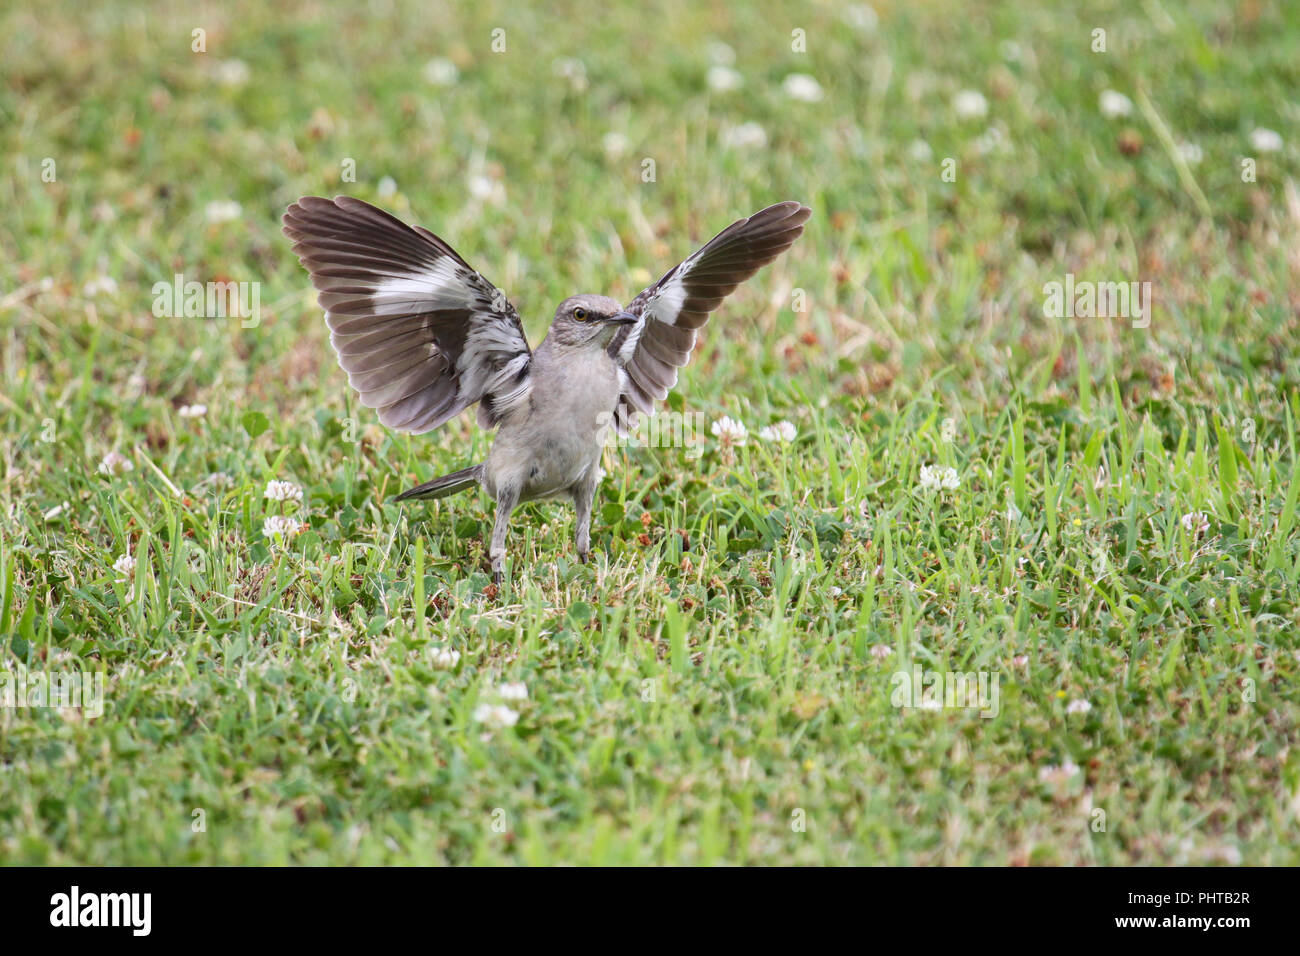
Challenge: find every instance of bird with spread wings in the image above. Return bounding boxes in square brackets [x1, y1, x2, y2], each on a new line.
[283, 197, 810, 581]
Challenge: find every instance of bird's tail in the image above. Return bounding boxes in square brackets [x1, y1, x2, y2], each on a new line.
[395, 464, 482, 501]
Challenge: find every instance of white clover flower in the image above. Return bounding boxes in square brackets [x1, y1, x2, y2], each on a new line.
[757, 420, 797, 443]
[973, 126, 1006, 156]
[843, 4, 878, 34]
[377, 176, 397, 199]
[177, 404, 207, 419]
[112, 553, 137, 577]
[431, 646, 460, 669]
[1181, 511, 1210, 536]
[1201, 845, 1243, 865]
[705, 40, 736, 65]
[1176, 141, 1203, 165]
[953, 89, 988, 119]
[497, 681, 528, 701]
[707, 65, 743, 93]
[782, 73, 824, 102]
[1038, 760, 1080, 784]
[918, 464, 960, 491]
[97, 450, 133, 476]
[1066, 698, 1092, 715]
[215, 59, 250, 87]
[473, 703, 519, 729]
[1249, 127, 1283, 153]
[1012, 654, 1029, 669]
[422, 57, 459, 87]
[711, 416, 748, 445]
[720, 122, 768, 150]
[467, 175, 505, 206]
[602, 132, 630, 159]
[261, 514, 301, 542]
[907, 139, 934, 162]
[870, 644, 893, 660]
[82, 275, 119, 297]
[552, 57, 588, 92]
[1099, 89, 1133, 119]
[264, 480, 304, 504]
[202, 471, 234, 492]
[205, 199, 242, 223]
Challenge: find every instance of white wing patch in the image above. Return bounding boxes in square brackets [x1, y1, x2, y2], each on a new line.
[616, 316, 646, 362]
[459, 323, 532, 399]
[643, 273, 687, 326]
[371, 260, 471, 315]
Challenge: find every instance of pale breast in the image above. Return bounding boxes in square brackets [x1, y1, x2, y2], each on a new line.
[486, 347, 620, 500]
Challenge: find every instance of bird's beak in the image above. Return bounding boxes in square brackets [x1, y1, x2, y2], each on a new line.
[605, 310, 639, 325]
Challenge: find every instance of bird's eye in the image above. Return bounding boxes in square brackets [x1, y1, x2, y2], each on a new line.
[574, 307, 588, 321]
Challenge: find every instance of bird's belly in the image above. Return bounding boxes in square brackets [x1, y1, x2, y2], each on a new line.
[485, 351, 618, 502]
[519, 427, 603, 500]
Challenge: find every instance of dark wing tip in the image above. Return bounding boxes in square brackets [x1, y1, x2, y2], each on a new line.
[714, 201, 810, 251]
[282, 195, 334, 230]
[290, 195, 340, 212]
[755, 200, 812, 230]
[752, 199, 810, 217]
[772, 200, 811, 214]
[724, 200, 810, 259]
[334, 195, 378, 211]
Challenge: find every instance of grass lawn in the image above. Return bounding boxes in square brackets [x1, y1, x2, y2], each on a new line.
[2, 0, 1300, 865]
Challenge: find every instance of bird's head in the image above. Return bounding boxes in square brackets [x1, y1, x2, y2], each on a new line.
[549, 294, 638, 348]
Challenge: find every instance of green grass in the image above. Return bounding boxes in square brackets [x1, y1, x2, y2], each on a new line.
[2, 0, 1300, 864]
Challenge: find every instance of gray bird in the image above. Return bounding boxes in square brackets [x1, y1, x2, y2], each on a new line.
[283, 196, 810, 582]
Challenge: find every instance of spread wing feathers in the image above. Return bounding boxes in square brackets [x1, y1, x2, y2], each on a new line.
[610, 201, 810, 426]
[282, 196, 532, 433]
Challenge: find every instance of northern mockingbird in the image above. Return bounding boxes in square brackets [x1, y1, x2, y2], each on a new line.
[283, 196, 810, 582]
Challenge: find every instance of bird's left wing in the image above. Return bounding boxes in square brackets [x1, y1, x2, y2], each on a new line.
[283, 196, 532, 433]
[609, 201, 811, 431]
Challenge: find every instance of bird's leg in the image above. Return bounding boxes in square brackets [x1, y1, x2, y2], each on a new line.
[572, 470, 599, 565]
[489, 486, 518, 586]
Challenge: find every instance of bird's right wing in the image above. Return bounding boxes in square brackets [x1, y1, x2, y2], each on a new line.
[610, 201, 811, 431]
[283, 196, 532, 433]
